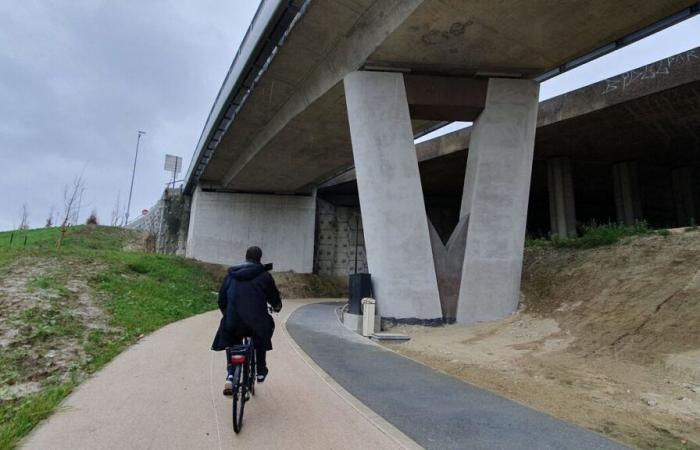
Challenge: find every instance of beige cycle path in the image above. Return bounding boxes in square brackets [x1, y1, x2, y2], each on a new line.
[22, 299, 416, 450]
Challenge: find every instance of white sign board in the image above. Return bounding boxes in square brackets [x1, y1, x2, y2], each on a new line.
[164, 154, 182, 174]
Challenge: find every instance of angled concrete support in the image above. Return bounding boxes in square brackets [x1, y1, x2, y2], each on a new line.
[185, 186, 316, 272]
[613, 161, 643, 226]
[344, 71, 442, 321]
[547, 157, 577, 238]
[457, 78, 540, 324]
[429, 216, 469, 322]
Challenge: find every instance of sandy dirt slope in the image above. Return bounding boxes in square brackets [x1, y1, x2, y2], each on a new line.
[384, 231, 700, 450]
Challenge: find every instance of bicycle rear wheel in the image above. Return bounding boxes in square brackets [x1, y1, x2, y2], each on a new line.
[232, 365, 245, 433]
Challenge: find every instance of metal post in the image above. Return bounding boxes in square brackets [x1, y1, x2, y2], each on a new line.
[125, 131, 146, 225]
[354, 214, 359, 274]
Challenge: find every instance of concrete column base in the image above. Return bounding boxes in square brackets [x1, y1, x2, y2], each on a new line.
[672, 167, 696, 226]
[547, 157, 577, 237]
[613, 161, 643, 226]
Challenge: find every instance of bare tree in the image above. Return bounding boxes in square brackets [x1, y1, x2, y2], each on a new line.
[57, 174, 86, 249]
[111, 191, 123, 227]
[45, 206, 54, 228]
[18, 204, 29, 230]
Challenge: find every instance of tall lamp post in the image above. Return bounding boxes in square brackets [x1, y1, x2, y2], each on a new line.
[125, 130, 146, 225]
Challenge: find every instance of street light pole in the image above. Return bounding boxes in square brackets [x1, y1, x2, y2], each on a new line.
[125, 130, 146, 225]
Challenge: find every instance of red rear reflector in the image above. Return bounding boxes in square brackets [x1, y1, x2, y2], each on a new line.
[231, 355, 246, 364]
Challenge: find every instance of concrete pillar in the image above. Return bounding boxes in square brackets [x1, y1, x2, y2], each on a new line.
[547, 157, 577, 237]
[612, 162, 643, 226]
[457, 78, 540, 324]
[185, 186, 316, 272]
[671, 167, 696, 226]
[344, 71, 442, 321]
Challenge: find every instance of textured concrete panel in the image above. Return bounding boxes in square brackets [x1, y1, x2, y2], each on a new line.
[314, 198, 367, 276]
[185, 187, 315, 272]
[457, 78, 540, 324]
[344, 71, 442, 320]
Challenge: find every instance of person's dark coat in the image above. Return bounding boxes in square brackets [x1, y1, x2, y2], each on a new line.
[211, 262, 282, 352]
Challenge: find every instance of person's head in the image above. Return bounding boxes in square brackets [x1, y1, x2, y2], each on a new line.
[245, 246, 262, 263]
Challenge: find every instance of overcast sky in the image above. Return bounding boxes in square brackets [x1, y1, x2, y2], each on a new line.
[0, 1, 260, 231]
[0, 4, 698, 231]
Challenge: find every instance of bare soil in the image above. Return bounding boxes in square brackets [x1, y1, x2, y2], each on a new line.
[0, 256, 113, 400]
[384, 231, 700, 450]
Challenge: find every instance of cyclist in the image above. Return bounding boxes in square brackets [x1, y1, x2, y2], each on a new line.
[211, 246, 282, 395]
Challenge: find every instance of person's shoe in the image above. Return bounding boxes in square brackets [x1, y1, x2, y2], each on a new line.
[256, 368, 268, 383]
[223, 375, 233, 396]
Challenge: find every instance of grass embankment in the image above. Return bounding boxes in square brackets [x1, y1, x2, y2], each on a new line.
[0, 226, 221, 449]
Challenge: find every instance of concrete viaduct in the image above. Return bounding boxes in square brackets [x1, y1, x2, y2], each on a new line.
[320, 46, 700, 241]
[181, 0, 700, 324]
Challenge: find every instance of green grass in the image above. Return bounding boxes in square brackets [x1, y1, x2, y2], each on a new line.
[0, 226, 220, 449]
[0, 384, 75, 449]
[526, 221, 655, 249]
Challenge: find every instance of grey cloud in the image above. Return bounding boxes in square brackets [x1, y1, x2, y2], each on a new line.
[0, 0, 260, 230]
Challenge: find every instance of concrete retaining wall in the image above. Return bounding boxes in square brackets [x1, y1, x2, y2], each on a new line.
[185, 188, 316, 272]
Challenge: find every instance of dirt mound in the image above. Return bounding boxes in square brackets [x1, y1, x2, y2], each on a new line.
[385, 230, 700, 450]
[195, 261, 347, 299]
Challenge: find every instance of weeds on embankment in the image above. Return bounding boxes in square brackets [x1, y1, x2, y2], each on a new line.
[525, 221, 669, 249]
[0, 226, 221, 449]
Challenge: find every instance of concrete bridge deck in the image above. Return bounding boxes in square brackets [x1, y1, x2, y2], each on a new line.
[187, 0, 698, 194]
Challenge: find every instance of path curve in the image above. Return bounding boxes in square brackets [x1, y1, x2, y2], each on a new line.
[21, 299, 412, 450]
[287, 302, 629, 450]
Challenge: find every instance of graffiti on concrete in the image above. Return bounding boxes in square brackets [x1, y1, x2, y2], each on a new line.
[601, 49, 698, 95]
[421, 21, 471, 46]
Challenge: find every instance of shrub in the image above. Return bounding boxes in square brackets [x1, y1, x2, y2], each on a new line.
[86, 211, 98, 225]
[527, 221, 653, 249]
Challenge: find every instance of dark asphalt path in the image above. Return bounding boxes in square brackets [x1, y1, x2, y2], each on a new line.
[287, 302, 629, 450]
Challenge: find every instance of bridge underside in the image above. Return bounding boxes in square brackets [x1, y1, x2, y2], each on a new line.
[320, 77, 700, 248]
[197, 0, 696, 194]
[185, 1, 698, 324]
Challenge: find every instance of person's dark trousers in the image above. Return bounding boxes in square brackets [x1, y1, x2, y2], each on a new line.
[256, 349, 267, 375]
[225, 347, 233, 377]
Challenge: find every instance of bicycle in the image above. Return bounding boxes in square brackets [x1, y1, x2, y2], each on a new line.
[227, 337, 256, 433]
[227, 306, 277, 433]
